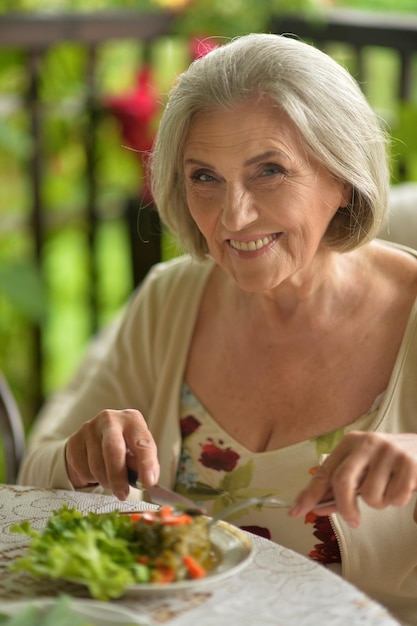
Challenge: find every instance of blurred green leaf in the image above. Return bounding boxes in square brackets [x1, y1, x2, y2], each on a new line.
[0, 260, 47, 323]
[390, 103, 417, 182]
[393, 103, 417, 155]
[173, 0, 315, 37]
[0, 118, 32, 159]
[1, 0, 416, 17]
[336, 0, 417, 11]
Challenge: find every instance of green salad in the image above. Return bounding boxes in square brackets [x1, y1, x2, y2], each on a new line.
[10, 504, 214, 601]
[0, 596, 92, 626]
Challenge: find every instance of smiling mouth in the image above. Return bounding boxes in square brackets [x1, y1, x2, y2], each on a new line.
[229, 234, 279, 252]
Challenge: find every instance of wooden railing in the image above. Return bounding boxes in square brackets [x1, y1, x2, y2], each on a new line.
[0, 8, 416, 422]
[272, 8, 417, 96]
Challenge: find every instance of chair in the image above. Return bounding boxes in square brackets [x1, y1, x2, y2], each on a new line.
[0, 372, 25, 484]
[378, 183, 417, 250]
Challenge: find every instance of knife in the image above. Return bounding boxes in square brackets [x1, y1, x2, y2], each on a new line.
[127, 468, 205, 513]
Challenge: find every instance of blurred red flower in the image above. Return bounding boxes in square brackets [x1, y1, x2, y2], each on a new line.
[104, 65, 160, 201]
[189, 36, 219, 60]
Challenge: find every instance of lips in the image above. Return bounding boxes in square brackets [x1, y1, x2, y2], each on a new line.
[229, 234, 278, 252]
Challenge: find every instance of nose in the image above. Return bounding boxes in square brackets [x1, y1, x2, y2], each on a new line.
[221, 182, 258, 231]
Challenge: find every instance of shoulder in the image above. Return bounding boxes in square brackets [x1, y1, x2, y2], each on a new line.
[124, 255, 215, 327]
[110, 256, 215, 363]
[143, 255, 214, 298]
[146, 254, 213, 282]
[367, 240, 417, 299]
[372, 240, 417, 273]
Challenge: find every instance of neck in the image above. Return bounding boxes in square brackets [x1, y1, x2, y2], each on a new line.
[232, 249, 360, 332]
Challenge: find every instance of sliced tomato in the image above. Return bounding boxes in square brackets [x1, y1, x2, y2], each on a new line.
[159, 505, 192, 525]
[129, 505, 192, 526]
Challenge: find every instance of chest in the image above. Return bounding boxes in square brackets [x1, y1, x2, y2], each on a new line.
[184, 315, 399, 452]
[183, 250, 417, 453]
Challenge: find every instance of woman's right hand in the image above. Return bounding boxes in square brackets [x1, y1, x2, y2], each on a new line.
[65, 408, 160, 501]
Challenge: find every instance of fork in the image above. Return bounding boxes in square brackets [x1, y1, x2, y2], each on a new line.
[127, 468, 337, 525]
[208, 495, 337, 526]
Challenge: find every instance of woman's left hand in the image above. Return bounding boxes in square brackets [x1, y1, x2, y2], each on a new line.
[289, 431, 417, 527]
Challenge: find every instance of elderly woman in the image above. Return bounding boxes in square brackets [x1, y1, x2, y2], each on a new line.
[19, 34, 417, 624]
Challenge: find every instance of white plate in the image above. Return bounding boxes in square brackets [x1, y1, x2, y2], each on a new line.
[124, 519, 253, 596]
[0, 598, 152, 625]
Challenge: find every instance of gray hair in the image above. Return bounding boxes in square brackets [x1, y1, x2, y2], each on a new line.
[149, 33, 390, 260]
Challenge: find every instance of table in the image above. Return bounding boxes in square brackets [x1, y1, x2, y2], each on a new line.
[0, 485, 401, 626]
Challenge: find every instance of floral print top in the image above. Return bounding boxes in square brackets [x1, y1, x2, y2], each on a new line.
[174, 382, 383, 570]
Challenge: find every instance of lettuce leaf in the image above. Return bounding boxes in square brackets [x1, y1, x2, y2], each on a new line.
[11, 505, 150, 601]
[0, 596, 92, 626]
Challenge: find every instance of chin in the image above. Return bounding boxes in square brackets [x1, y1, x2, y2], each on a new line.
[233, 273, 284, 293]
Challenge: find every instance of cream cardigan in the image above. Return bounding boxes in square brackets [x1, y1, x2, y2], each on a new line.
[18, 251, 417, 626]
[19, 255, 213, 491]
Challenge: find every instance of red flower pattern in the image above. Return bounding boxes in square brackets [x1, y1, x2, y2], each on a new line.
[306, 512, 341, 565]
[199, 440, 240, 472]
[180, 414, 201, 439]
[240, 525, 271, 540]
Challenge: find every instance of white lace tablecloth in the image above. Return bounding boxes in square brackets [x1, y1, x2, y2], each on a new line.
[0, 485, 401, 626]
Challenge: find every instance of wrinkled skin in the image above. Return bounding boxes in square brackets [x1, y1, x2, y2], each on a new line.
[65, 409, 160, 501]
[289, 431, 417, 527]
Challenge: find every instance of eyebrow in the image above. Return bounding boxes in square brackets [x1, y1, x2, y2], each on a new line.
[184, 150, 288, 168]
[244, 150, 288, 166]
[183, 158, 212, 168]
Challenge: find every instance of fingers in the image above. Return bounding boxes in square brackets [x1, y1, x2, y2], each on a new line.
[290, 432, 365, 527]
[290, 432, 417, 528]
[289, 463, 333, 518]
[357, 434, 417, 508]
[65, 408, 159, 501]
[384, 464, 415, 506]
[126, 432, 160, 489]
[66, 423, 99, 488]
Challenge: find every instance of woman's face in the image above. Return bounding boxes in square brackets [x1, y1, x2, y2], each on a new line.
[183, 98, 350, 293]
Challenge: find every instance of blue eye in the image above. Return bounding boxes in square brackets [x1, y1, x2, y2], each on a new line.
[261, 163, 284, 177]
[191, 171, 215, 182]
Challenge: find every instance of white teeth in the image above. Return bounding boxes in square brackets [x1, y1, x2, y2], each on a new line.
[229, 235, 274, 252]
